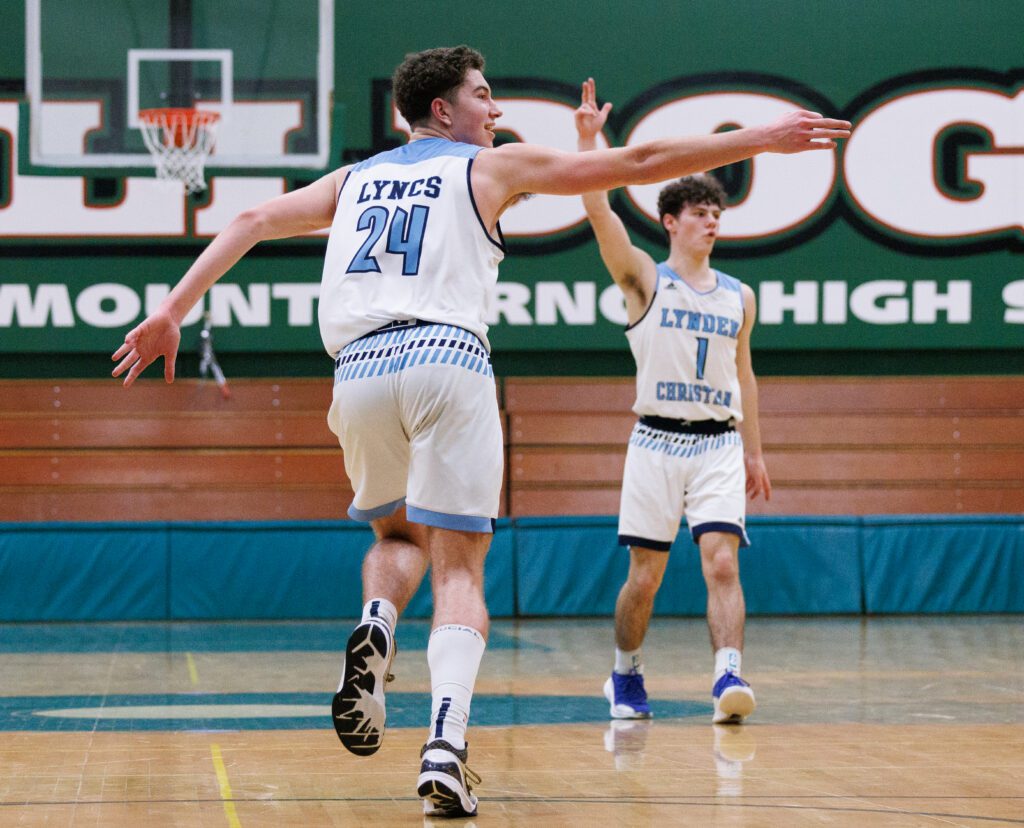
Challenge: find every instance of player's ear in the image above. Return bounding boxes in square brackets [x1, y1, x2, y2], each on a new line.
[430, 97, 452, 127]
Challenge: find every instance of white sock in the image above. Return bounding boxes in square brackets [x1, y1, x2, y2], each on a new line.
[361, 598, 397, 632]
[614, 647, 643, 675]
[336, 598, 399, 692]
[427, 625, 486, 751]
[715, 647, 742, 681]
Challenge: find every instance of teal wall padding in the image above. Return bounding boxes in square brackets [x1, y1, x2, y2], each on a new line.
[0, 516, 1021, 621]
[514, 516, 864, 616]
[515, 517, 626, 615]
[739, 518, 864, 615]
[169, 521, 375, 620]
[862, 516, 1024, 614]
[0, 523, 167, 620]
[169, 520, 514, 620]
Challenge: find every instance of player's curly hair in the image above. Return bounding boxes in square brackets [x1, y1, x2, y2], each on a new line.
[392, 46, 486, 126]
[657, 174, 727, 221]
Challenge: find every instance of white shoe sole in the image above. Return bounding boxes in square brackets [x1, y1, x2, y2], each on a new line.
[419, 771, 479, 818]
[713, 685, 756, 724]
[332, 620, 394, 755]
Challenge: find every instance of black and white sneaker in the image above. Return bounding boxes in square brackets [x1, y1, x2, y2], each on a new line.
[331, 618, 395, 756]
[418, 739, 481, 818]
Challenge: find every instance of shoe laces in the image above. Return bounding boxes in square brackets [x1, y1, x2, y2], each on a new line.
[620, 671, 646, 702]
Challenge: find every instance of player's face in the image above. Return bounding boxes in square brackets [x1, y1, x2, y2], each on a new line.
[666, 202, 721, 253]
[446, 69, 503, 147]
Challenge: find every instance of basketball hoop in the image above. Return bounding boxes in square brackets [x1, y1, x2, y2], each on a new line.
[138, 108, 220, 194]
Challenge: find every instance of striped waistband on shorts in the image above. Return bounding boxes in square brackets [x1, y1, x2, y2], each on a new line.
[334, 322, 493, 382]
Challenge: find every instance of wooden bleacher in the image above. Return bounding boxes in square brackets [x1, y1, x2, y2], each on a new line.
[0, 379, 345, 521]
[1, 376, 1022, 522]
[505, 376, 1024, 516]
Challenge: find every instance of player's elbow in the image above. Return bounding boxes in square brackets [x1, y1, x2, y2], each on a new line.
[624, 144, 657, 181]
[233, 206, 273, 242]
[624, 143, 697, 185]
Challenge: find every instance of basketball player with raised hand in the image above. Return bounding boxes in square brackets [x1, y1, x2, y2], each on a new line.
[112, 48, 849, 818]
[575, 77, 774, 727]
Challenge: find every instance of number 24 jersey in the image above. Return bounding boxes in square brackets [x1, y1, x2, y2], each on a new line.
[319, 138, 506, 357]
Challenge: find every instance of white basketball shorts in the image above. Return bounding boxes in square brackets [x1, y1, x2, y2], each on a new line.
[617, 420, 750, 551]
[327, 321, 503, 533]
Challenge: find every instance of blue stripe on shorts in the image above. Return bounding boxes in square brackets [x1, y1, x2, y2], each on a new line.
[628, 423, 742, 458]
[334, 323, 493, 384]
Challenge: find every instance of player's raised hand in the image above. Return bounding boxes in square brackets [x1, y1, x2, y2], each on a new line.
[111, 309, 181, 388]
[574, 77, 612, 145]
[762, 110, 852, 154]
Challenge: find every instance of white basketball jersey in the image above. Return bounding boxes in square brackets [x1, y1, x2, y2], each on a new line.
[319, 138, 505, 356]
[627, 263, 745, 422]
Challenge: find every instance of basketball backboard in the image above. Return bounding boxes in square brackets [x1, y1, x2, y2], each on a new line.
[24, 0, 334, 176]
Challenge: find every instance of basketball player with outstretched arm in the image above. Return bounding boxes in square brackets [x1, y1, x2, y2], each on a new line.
[112, 48, 849, 818]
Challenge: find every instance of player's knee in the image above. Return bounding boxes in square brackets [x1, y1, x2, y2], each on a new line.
[699, 535, 740, 585]
[628, 561, 666, 598]
[702, 548, 739, 586]
[431, 557, 485, 591]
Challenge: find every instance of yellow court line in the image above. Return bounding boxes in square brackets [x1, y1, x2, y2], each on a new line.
[186, 652, 200, 686]
[210, 743, 242, 828]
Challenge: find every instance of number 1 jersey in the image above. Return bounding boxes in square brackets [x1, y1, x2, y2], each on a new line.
[627, 263, 745, 422]
[319, 138, 506, 356]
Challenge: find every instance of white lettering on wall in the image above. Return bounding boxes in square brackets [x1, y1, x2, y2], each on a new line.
[209, 284, 271, 326]
[0, 284, 74, 327]
[0, 279, 998, 331]
[849, 281, 909, 324]
[758, 281, 820, 324]
[1002, 280, 1024, 323]
[75, 283, 141, 327]
[845, 88, 1024, 236]
[625, 93, 836, 239]
[486, 282, 533, 325]
[534, 281, 596, 325]
[272, 283, 321, 325]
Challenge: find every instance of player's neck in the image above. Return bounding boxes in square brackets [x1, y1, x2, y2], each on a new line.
[409, 124, 455, 142]
[665, 251, 714, 289]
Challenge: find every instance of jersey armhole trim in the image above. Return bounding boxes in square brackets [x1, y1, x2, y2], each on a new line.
[335, 169, 352, 206]
[624, 279, 658, 333]
[466, 157, 506, 253]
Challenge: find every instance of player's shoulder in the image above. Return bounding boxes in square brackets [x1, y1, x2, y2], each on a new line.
[713, 269, 745, 294]
[475, 140, 558, 172]
[353, 138, 481, 173]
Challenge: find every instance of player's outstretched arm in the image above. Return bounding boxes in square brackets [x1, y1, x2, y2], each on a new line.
[111, 168, 345, 388]
[736, 284, 772, 501]
[574, 78, 656, 317]
[478, 109, 850, 207]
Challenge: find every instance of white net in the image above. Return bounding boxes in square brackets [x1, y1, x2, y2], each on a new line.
[138, 109, 220, 194]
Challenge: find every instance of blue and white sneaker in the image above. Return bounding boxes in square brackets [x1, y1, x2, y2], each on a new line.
[712, 671, 756, 724]
[418, 739, 481, 818]
[603, 671, 652, 719]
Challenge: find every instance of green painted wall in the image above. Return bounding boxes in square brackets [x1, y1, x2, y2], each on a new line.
[2, 1, 1022, 376]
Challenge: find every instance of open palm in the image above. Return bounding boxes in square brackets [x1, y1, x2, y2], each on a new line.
[111, 310, 181, 387]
